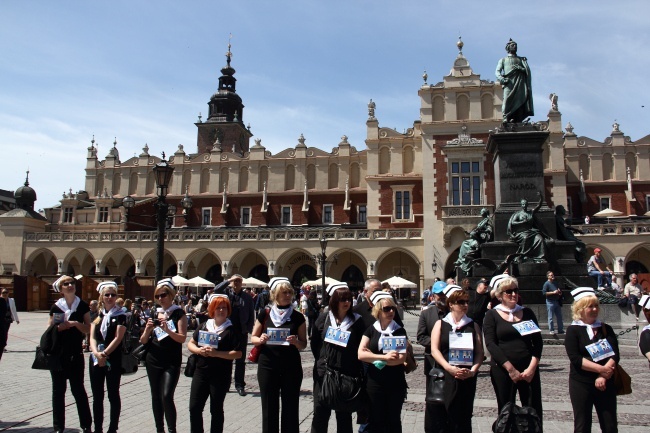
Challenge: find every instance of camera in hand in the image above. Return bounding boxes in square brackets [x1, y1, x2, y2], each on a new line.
[153, 319, 161, 327]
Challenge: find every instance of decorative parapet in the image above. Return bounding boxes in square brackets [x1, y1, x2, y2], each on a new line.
[442, 205, 495, 218]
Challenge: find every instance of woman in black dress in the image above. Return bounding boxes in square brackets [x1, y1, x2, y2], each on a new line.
[140, 278, 188, 433]
[89, 281, 127, 433]
[483, 276, 543, 426]
[251, 277, 307, 433]
[311, 282, 366, 433]
[48, 275, 92, 433]
[431, 285, 483, 432]
[564, 287, 619, 433]
[357, 291, 407, 433]
[187, 294, 242, 433]
[639, 295, 650, 367]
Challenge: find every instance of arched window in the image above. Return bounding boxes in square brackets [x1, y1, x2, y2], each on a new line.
[402, 146, 414, 174]
[285, 165, 295, 191]
[182, 170, 191, 192]
[219, 167, 229, 192]
[112, 174, 121, 196]
[626, 152, 637, 179]
[328, 163, 339, 189]
[433, 96, 444, 121]
[96, 173, 104, 196]
[379, 146, 391, 174]
[306, 164, 316, 189]
[145, 171, 155, 195]
[200, 168, 210, 193]
[456, 94, 470, 120]
[579, 154, 590, 180]
[258, 166, 268, 192]
[602, 153, 614, 180]
[128, 172, 138, 195]
[349, 163, 360, 188]
[239, 167, 248, 192]
[481, 94, 493, 119]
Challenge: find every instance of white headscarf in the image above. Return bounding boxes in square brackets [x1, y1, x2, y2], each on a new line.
[442, 312, 473, 332]
[571, 319, 602, 340]
[494, 304, 524, 322]
[55, 296, 81, 322]
[100, 305, 125, 339]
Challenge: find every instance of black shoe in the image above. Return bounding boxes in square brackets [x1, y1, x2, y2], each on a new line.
[237, 388, 247, 396]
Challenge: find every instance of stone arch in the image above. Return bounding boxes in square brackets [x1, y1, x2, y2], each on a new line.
[184, 248, 222, 280]
[140, 249, 177, 279]
[444, 247, 461, 280]
[622, 244, 650, 282]
[129, 172, 138, 195]
[112, 174, 121, 196]
[626, 152, 637, 179]
[379, 146, 391, 174]
[456, 94, 470, 120]
[200, 168, 210, 193]
[375, 248, 420, 299]
[433, 96, 444, 121]
[481, 93, 493, 119]
[276, 248, 318, 286]
[63, 248, 96, 276]
[349, 162, 360, 188]
[228, 249, 268, 280]
[328, 163, 338, 189]
[101, 248, 136, 278]
[285, 165, 295, 191]
[325, 248, 367, 292]
[306, 164, 316, 189]
[239, 167, 249, 192]
[25, 249, 58, 276]
[602, 153, 614, 180]
[402, 146, 414, 174]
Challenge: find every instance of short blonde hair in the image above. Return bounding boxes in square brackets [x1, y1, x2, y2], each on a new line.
[495, 277, 518, 300]
[270, 281, 294, 305]
[154, 285, 175, 299]
[572, 295, 599, 321]
[371, 297, 397, 319]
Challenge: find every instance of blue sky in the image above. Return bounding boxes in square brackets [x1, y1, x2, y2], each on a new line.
[1, 1, 649, 208]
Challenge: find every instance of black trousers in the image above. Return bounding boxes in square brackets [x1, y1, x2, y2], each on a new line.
[311, 376, 353, 433]
[490, 364, 543, 430]
[189, 368, 231, 433]
[234, 332, 248, 389]
[146, 363, 181, 433]
[569, 378, 618, 433]
[51, 354, 92, 431]
[366, 381, 405, 433]
[89, 360, 122, 433]
[257, 360, 302, 433]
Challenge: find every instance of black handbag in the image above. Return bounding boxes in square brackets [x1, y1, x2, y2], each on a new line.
[492, 385, 542, 433]
[319, 366, 365, 412]
[425, 367, 445, 404]
[120, 346, 139, 376]
[31, 346, 62, 371]
[130, 342, 149, 365]
[184, 354, 198, 378]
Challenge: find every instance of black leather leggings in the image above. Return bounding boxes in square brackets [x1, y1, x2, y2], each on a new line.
[146, 363, 181, 433]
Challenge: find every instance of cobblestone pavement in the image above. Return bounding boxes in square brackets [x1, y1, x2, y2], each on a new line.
[1, 311, 648, 432]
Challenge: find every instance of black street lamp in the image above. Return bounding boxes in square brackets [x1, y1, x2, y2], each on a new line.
[122, 195, 135, 221]
[318, 237, 328, 296]
[153, 153, 174, 283]
[180, 186, 193, 224]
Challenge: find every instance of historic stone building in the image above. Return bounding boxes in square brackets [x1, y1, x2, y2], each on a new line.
[3, 40, 650, 309]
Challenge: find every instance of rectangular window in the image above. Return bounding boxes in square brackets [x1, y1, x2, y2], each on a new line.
[599, 197, 611, 211]
[241, 207, 251, 226]
[63, 208, 74, 223]
[202, 208, 212, 226]
[450, 160, 482, 205]
[281, 206, 292, 225]
[323, 205, 333, 224]
[395, 191, 411, 220]
[358, 205, 367, 224]
[98, 207, 109, 223]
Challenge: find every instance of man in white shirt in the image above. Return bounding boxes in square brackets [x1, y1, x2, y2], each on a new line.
[623, 273, 644, 320]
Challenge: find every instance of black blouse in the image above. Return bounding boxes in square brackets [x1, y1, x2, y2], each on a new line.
[257, 308, 305, 366]
[314, 314, 366, 378]
[192, 323, 240, 374]
[363, 324, 407, 388]
[483, 308, 543, 370]
[564, 323, 620, 384]
[93, 311, 127, 367]
[50, 300, 90, 357]
[146, 308, 186, 367]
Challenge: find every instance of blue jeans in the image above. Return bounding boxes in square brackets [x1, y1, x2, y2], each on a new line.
[588, 270, 612, 288]
[546, 300, 564, 333]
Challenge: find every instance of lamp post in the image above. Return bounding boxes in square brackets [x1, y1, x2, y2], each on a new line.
[122, 195, 135, 221]
[318, 237, 328, 296]
[180, 186, 193, 225]
[153, 153, 174, 283]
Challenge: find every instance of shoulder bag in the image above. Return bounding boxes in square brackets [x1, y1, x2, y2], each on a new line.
[492, 385, 542, 433]
[184, 354, 198, 377]
[320, 365, 365, 412]
[248, 308, 269, 363]
[601, 325, 632, 395]
[404, 340, 418, 374]
[31, 345, 62, 371]
[425, 367, 445, 404]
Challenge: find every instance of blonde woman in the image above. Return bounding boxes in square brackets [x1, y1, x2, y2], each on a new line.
[140, 278, 188, 433]
[251, 277, 307, 433]
[89, 281, 127, 433]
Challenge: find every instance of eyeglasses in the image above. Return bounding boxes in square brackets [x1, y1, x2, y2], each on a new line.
[154, 293, 168, 300]
[339, 297, 352, 302]
[103, 293, 117, 298]
[1, 292, 7, 295]
[215, 306, 227, 311]
[382, 306, 396, 313]
[61, 282, 75, 287]
[455, 300, 469, 306]
[504, 288, 519, 295]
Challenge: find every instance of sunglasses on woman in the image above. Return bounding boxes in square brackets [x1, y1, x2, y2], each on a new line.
[504, 288, 519, 295]
[61, 282, 75, 287]
[154, 292, 168, 300]
[103, 293, 117, 298]
[382, 306, 396, 313]
[454, 300, 469, 306]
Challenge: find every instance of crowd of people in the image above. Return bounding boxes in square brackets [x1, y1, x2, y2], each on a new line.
[31, 268, 650, 433]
